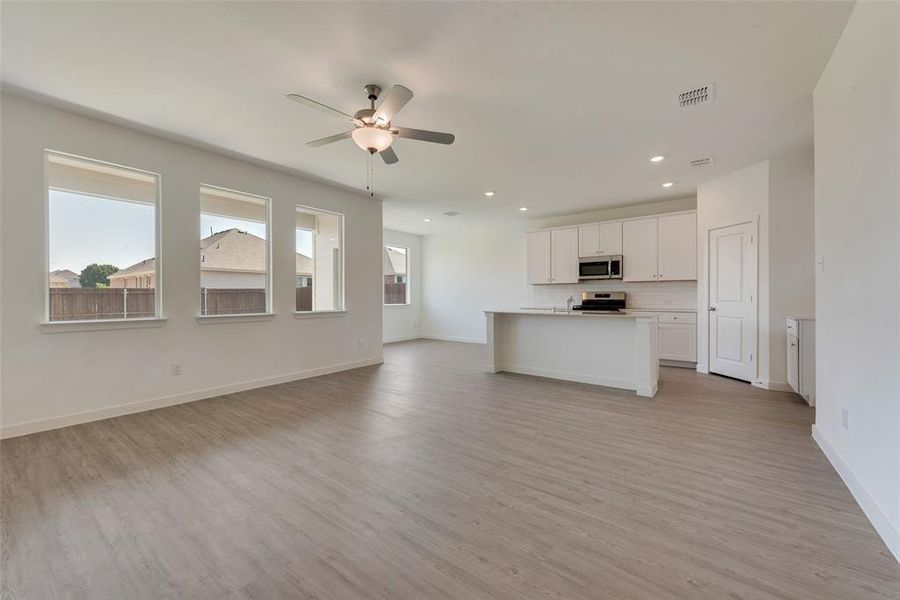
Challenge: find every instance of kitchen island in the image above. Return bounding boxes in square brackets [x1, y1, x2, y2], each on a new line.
[484, 309, 659, 397]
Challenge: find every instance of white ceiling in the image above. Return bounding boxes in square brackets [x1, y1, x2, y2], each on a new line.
[1, 1, 852, 234]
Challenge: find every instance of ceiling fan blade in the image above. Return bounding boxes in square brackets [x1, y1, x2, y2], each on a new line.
[392, 127, 455, 145]
[306, 131, 353, 147]
[287, 94, 357, 122]
[373, 85, 413, 125]
[380, 146, 399, 165]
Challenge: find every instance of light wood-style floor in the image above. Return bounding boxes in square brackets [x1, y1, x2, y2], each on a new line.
[2, 340, 899, 599]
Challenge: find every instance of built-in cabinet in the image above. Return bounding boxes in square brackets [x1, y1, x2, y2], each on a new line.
[527, 210, 696, 285]
[526, 228, 579, 284]
[623, 213, 697, 282]
[578, 221, 623, 257]
[786, 317, 815, 406]
[657, 312, 697, 362]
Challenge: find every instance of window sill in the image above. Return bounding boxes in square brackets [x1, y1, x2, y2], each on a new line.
[40, 317, 167, 334]
[293, 310, 346, 319]
[196, 313, 275, 324]
[383, 304, 412, 308]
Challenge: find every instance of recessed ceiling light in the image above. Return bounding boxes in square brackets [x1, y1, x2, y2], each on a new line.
[661, 182, 675, 188]
[484, 191, 496, 197]
[519, 207, 529, 212]
[650, 155, 665, 163]
[424, 218, 432, 223]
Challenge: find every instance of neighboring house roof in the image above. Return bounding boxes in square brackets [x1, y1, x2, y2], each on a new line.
[109, 229, 313, 280]
[384, 246, 407, 276]
[49, 273, 70, 287]
[51, 269, 79, 279]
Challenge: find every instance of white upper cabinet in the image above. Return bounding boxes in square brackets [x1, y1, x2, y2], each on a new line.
[657, 213, 697, 280]
[623, 217, 659, 281]
[599, 221, 623, 255]
[578, 225, 600, 257]
[550, 228, 579, 284]
[578, 221, 622, 257]
[526, 231, 552, 284]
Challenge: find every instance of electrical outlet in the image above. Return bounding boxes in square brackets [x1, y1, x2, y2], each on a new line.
[841, 408, 849, 430]
[171, 362, 182, 376]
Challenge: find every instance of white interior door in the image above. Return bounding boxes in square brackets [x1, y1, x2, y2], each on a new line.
[708, 222, 756, 382]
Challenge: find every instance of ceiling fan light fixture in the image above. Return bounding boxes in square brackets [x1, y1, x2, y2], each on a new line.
[352, 127, 393, 153]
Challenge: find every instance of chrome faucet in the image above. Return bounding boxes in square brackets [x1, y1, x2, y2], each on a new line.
[566, 296, 575, 311]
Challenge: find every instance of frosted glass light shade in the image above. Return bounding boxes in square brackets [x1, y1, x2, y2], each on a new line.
[352, 127, 393, 153]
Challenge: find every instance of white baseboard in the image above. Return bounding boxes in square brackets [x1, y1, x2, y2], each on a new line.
[812, 424, 900, 562]
[420, 334, 486, 345]
[496, 363, 649, 397]
[383, 335, 421, 344]
[752, 379, 794, 392]
[0, 357, 385, 440]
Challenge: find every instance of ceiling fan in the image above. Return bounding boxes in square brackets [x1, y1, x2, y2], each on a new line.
[287, 84, 455, 165]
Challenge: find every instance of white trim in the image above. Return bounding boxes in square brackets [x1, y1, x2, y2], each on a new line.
[527, 208, 697, 234]
[812, 425, 900, 562]
[196, 313, 275, 323]
[383, 303, 412, 308]
[383, 335, 421, 344]
[751, 379, 794, 392]
[0, 357, 384, 440]
[39, 317, 167, 333]
[420, 334, 486, 344]
[293, 310, 346, 319]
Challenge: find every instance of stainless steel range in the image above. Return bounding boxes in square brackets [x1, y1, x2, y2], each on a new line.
[572, 291, 626, 313]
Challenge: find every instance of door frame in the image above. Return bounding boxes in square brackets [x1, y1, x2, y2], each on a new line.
[702, 216, 759, 382]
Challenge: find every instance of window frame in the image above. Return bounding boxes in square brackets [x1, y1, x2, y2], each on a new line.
[43, 149, 163, 325]
[295, 203, 345, 314]
[383, 244, 411, 307]
[198, 184, 273, 319]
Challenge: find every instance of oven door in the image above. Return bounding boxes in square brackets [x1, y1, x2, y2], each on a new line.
[578, 258, 612, 279]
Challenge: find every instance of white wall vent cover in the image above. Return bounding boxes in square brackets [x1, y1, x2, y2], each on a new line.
[689, 156, 714, 168]
[678, 83, 715, 108]
[443, 210, 460, 217]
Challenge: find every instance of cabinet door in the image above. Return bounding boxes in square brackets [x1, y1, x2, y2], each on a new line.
[622, 217, 658, 281]
[578, 224, 600, 257]
[659, 323, 697, 361]
[551, 228, 579, 284]
[657, 212, 697, 280]
[526, 231, 552, 285]
[599, 221, 623, 256]
[786, 334, 799, 393]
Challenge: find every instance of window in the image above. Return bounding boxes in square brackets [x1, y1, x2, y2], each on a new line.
[296, 205, 343, 312]
[46, 151, 160, 321]
[199, 185, 271, 316]
[384, 245, 410, 305]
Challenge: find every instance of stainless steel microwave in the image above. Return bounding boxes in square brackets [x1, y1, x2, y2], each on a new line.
[578, 255, 622, 280]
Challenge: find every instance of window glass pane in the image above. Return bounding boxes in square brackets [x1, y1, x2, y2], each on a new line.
[384, 245, 409, 305]
[200, 186, 269, 315]
[296, 205, 343, 312]
[47, 152, 159, 321]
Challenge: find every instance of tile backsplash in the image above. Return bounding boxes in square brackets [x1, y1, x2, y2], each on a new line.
[529, 280, 697, 310]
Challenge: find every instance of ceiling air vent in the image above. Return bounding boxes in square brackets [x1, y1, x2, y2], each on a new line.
[678, 83, 714, 108]
[689, 156, 714, 168]
[443, 210, 459, 217]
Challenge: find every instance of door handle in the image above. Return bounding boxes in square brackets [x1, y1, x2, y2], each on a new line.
[708, 306, 717, 312]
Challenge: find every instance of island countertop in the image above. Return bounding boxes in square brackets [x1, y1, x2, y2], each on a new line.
[484, 308, 657, 319]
